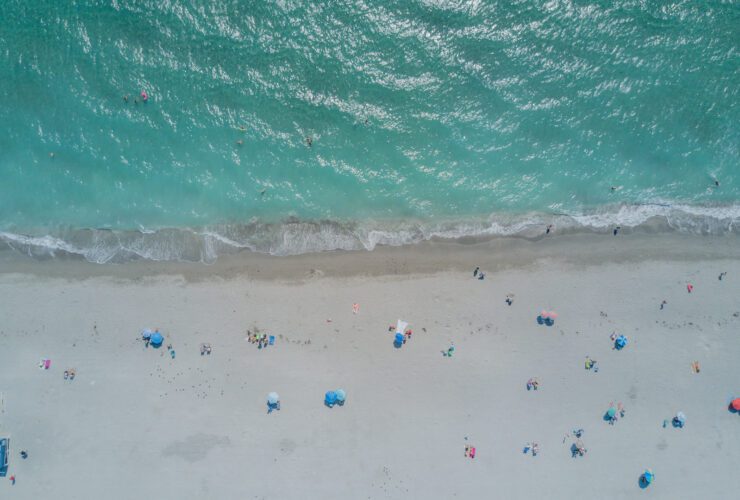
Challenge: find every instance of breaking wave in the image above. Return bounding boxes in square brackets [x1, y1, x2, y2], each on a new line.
[1, 203, 738, 264]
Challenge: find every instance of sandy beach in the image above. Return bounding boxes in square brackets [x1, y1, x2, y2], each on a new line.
[0, 233, 739, 499]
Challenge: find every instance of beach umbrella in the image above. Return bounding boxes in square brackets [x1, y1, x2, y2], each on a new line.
[394, 333, 404, 344]
[731, 398, 740, 411]
[540, 310, 549, 319]
[548, 311, 558, 319]
[142, 329, 153, 339]
[325, 391, 337, 406]
[335, 389, 346, 403]
[267, 392, 280, 405]
[396, 319, 408, 334]
[643, 470, 654, 484]
[150, 332, 164, 347]
[675, 411, 686, 424]
[606, 407, 616, 419]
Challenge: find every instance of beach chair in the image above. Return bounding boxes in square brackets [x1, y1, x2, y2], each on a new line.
[269, 335, 275, 346]
[0, 437, 9, 477]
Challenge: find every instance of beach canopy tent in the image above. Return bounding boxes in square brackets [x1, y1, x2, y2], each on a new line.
[396, 320, 408, 334]
[325, 391, 337, 406]
[731, 398, 740, 411]
[150, 332, 164, 347]
[267, 392, 280, 405]
[335, 389, 346, 403]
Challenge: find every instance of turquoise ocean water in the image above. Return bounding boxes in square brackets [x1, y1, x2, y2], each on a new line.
[0, 1, 738, 262]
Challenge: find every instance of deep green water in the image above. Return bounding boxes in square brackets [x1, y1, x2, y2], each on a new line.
[0, 1, 738, 261]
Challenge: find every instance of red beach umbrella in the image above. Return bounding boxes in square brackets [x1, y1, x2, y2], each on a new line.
[548, 311, 558, 319]
[732, 398, 740, 411]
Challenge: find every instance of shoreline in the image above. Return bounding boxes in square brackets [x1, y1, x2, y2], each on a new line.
[1, 201, 738, 264]
[1, 232, 738, 282]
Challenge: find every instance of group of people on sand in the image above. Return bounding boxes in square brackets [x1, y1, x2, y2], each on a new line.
[247, 331, 270, 349]
[199, 343, 212, 355]
[62, 368, 77, 380]
[522, 442, 539, 456]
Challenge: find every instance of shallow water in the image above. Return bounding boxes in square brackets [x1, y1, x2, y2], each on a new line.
[0, 1, 738, 261]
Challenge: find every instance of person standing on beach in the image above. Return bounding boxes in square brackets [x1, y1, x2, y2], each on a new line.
[473, 267, 479, 277]
[546, 224, 553, 235]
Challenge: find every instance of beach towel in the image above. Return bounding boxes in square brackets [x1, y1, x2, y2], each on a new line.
[44, 359, 51, 369]
[469, 447, 476, 458]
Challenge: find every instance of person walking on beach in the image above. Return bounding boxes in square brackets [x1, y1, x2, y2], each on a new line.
[613, 226, 621, 236]
[473, 266, 479, 277]
[719, 272, 727, 280]
[546, 224, 553, 235]
[660, 300, 667, 310]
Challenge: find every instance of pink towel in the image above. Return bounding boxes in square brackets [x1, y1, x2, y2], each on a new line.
[44, 359, 51, 369]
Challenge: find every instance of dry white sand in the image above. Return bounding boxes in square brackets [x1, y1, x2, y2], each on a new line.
[0, 235, 739, 499]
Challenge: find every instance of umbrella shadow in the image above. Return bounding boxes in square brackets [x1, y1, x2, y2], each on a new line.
[536, 315, 544, 325]
[729, 404, 739, 414]
[638, 476, 651, 489]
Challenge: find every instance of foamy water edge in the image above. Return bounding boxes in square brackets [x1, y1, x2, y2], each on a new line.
[1, 203, 738, 264]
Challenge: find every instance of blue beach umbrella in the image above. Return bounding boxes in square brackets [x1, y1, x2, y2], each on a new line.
[150, 332, 164, 347]
[335, 389, 346, 403]
[325, 391, 337, 406]
[643, 470, 654, 484]
[267, 392, 280, 405]
[394, 333, 404, 345]
[615, 335, 627, 350]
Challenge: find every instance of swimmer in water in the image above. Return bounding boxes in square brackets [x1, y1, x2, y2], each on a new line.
[260, 188, 266, 196]
[141, 90, 148, 102]
[49, 152, 55, 158]
[123, 94, 129, 103]
[236, 139, 243, 146]
[305, 136, 313, 147]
